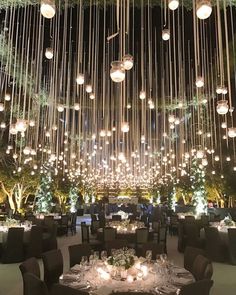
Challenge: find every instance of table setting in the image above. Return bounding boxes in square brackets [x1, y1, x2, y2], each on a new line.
[60, 249, 194, 295]
[108, 220, 145, 234]
[0, 218, 32, 243]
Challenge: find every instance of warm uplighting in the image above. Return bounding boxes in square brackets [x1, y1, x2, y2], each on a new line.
[76, 74, 84, 85]
[121, 122, 129, 133]
[228, 127, 236, 138]
[110, 61, 125, 82]
[216, 100, 229, 115]
[123, 54, 134, 70]
[162, 29, 170, 41]
[195, 76, 204, 88]
[168, 0, 179, 10]
[196, 0, 212, 20]
[40, 0, 56, 19]
[45, 47, 53, 59]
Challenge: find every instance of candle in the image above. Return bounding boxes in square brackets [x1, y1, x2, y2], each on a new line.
[127, 275, 134, 283]
[140, 265, 148, 277]
[137, 272, 143, 280]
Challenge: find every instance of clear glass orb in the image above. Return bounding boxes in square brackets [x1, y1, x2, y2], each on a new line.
[214, 155, 220, 161]
[168, 0, 179, 10]
[168, 115, 175, 123]
[0, 122, 6, 129]
[40, 0, 56, 19]
[0, 103, 4, 112]
[4, 93, 11, 101]
[23, 146, 31, 155]
[216, 100, 229, 115]
[76, 74, 84, 85]
[202, 158, 208, 166]
[100, 130, 106, 137]
[121, 122, 129, 132]
[196, 0, 212, 20]
[45, 47, 53, 59]
[123, 54, 134, 70]
[196, 150, 204, 159]
[222, 87, 228, 95]
[221, 122, 227, 129]
[57, 104, 64, 112]
[216, 86, 223, 94]
[110, 61, 125, 82]
[74, 103, 80, 111]
[162, 29, 170, 41]
[86, 84, 92, 93]
[139, 91, 146, 100]
[89, 93, 95, 100]
[16, 119, 28, 132]
[195, 76, 204, 88]
[228, 127, 236, 138]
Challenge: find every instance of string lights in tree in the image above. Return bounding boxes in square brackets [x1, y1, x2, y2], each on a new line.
[69, 186, 78, 213]
[35, 174, 53, 213]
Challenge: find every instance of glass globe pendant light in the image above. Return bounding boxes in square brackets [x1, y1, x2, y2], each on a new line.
[139, 91, 146, 100]
[123, 54, 134, 70]
[228, 127, 236, 138]
[40, 0, 56, 19]
[85, 84, 92, 93]
[195, 76, 204, 88]
[4, 93, 11, 101]
[162, 29, 170, 41]
[121, 122, 129, 133]
[110, 61, 125, 82]
[216, 100, 229, 115]
[74, 103, 80, 111]
[76, 74, 84, 85]
[45, 47, 53, 59]
[168, 0, 179, 10]
[196, 0, 212, 20]
[57, 104, 64, 112]
[16, 119, 28, 132]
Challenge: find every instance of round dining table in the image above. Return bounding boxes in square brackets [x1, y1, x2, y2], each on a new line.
[60, 258, 194, 295]
[0, 223, 32, 243]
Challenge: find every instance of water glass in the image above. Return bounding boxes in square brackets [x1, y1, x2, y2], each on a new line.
[146, 250, 152, 262]
[81, 256, 87, 266]
[101, 250, 107, 261]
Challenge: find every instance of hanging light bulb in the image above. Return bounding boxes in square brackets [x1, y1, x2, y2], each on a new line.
[127, 103, 131, 109]
[202, 158, 208, 166]
[40, 0, 56, 19]
[0, 103, 4, 112]
[195, 76, 204, 88]
[110, 61, 125, 82]
[196, 150, 204, 159]
[149, 101, 155, 109]
[29, 120, 35, 127]
[52, 124, 58, 131]
[0, 122, 6, 129]
[76, 74, 84, 85]
[162, 29, 170, 41]
[45, 47, 53, 59]
[57, 104, 64, 112]
[4, 93, 11, 101]
[9, 124, 17, 135]
[168, 0, 179, 10]
[23, 146, 31, 155]
[139, 91, 146, 100]
[216, 86, 223, 94]
[89, 93, 95, 100]
[216, 100, 229, 115]
[123, 54, 134, 70]
[100, 130, 106, 137]
[222, 87, 228, 95]
[85, 84, 92, 93]
[121, 122, 129, 133]
[16, 119, 28, 132]
[74, 103, 80, 111]
[226, 156, 231, 162]
[196, 0, 212, 20]
[215, 155, 220, 161]
[221, 122, 227, 129]
[228, 127, 236, 138]
[168, 115, 175, 123]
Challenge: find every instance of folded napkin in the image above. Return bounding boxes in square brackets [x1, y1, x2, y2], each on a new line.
[173, 277, 192, 286]
[69, 281, 89, 290]
[71, 264, 81, 272]
[62, 274, 79, 281]
[159, 285, 176, 294]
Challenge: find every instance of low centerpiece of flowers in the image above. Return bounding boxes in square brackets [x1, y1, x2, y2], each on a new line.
[107, 248, 135, 270]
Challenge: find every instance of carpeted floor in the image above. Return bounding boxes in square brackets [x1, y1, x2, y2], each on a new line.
[0, 216, 235, 295]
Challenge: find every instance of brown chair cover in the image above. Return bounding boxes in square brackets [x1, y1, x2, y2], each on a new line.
[179, 279, 213, 295]
[25, 226, 43, 258]
[192, 254, 212, 281]
[23, 273, 49, 295]
[184, 246, 206, 272]
[141, 242, 164, 260]
[228, 228, 236, 265]
[205, 227, 226, 262]
[68, 244, 92, 267]
[105, 239, 128, 256]
[2, 227, 24, 263]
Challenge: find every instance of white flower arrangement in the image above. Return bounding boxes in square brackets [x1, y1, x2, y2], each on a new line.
[107, 249, 136, 270]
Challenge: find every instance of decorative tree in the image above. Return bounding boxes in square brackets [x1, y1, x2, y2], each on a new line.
[190, 159, 207, 215]
[69, 186, 78, 212]
[35, 174, 53, 213]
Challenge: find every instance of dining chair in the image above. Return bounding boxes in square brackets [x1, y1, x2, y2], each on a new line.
[25, 226, 43, 258]
[43, 223, 58, 252]
[112, 215, 122, 221]
[192, 254, 213, 281]
[91, 220, 100, 235]
[228, 228, 236, 265]
[41, 249, 63, 289]
[19, 257, 41, 295]
[158, 225, 168, 254]
[105, 239, 128, 256]
[23, 273, 49, 295]
[184, 216, 195, 222]
[81, 223, 102, 251]
[184, 246, 206, 272]
[141, 242, 164, 260]
[179, 279, 213, 295]
[103, 227, 117, 242]
[69, 213, 77, 235]
[2, 227, 24, 263]
[205, 227, 226, 262]
[50, 283, 90, 295]
[68, 243, 92, 267]
[58, 215, 69, 236]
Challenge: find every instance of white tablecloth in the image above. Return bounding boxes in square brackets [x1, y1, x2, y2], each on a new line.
[0, 226, 31, 243]
[200, 223, 236, 245]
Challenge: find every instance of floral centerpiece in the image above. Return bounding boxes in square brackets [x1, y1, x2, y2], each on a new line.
[107, 249, 135, 270]
[220, 214, 236, 227]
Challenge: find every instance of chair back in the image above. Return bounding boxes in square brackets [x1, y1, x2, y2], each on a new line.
[184, 246, 206, 272]
[91, 214, 97, 221]
[192, 254, 212, 281]
[42, 249, 63, 289]
[141, 242, 164, 260]
[205, 226, 225, 262]
[2, 227, 24, 263]
[152, 221, 160, 232]
[112, 215, 122, 221]
[61, 215, 69, 226]
[103, 227, 117, 242]
[44, 216, 54, 228]
[23, 273, 49, 295]
[26, 226, 43, 258]
[68, 244, 91, 267]
[50, 283, 91, 295]
[19, 258, 41, 295]
[228, 228, 236, 265]
[179, 279, 213, 295]
[184, 216, 195, 222]
[106, 239, 128, 256]
[91, 220, 100, 234]
[136, 228, 149, 244]
[81, 224, 90, 243]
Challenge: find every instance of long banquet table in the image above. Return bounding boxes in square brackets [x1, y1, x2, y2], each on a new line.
[60, 258, 194, 294]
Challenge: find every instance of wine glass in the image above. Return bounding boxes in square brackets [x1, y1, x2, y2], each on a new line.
[145, 250, 152, 263]
[94, 251, 100, 261]
[160, 253, 167, 263]
[89, 254, 95, 265]
[101, 250, 107, 261]
[81, 256, 87, 266]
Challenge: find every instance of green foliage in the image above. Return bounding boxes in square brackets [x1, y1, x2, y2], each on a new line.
[69, 186, 78, 212]
[35, 173, 53, 213]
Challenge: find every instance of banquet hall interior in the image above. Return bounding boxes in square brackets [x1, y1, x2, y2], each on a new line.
[0, 0, 236, 294]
